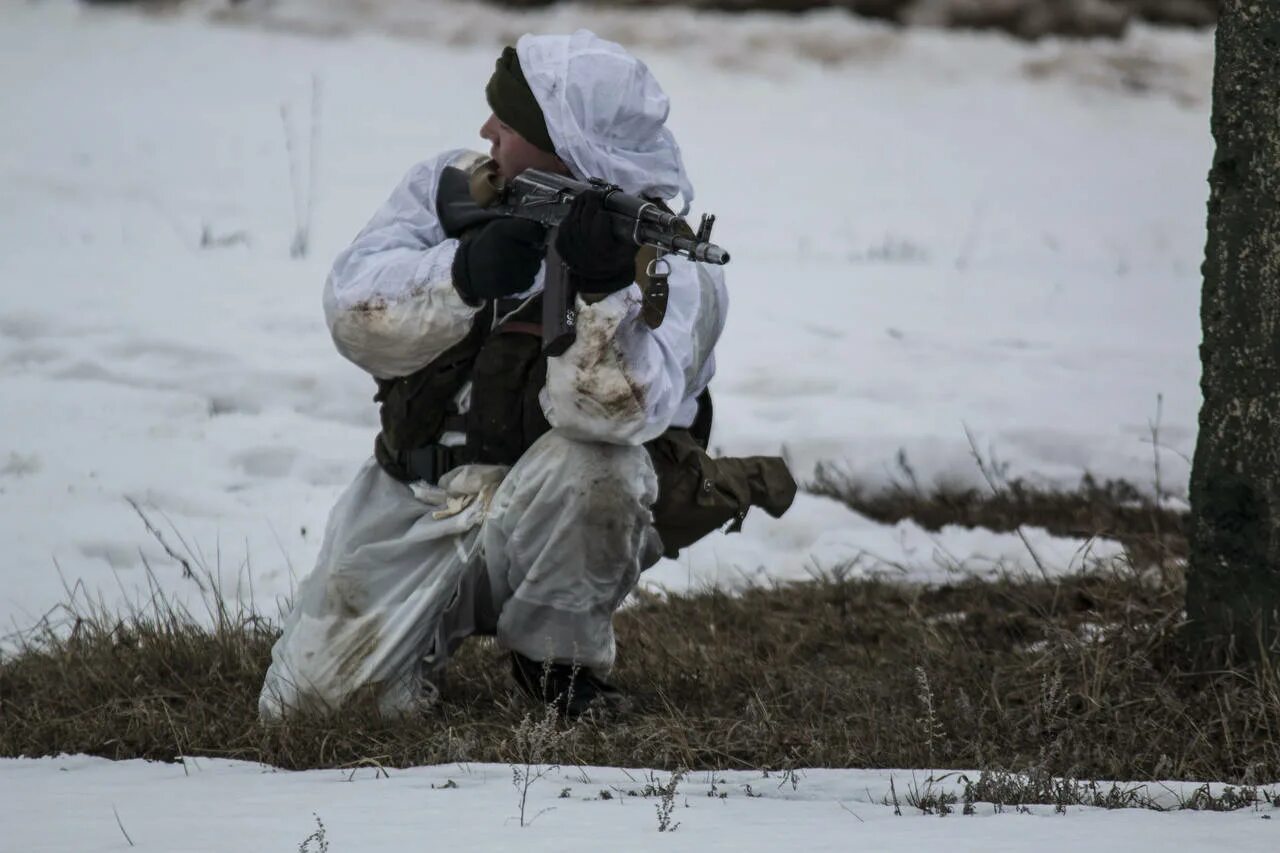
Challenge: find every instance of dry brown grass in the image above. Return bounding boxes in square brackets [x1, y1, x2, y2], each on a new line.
[810, 461, 1188, 568]
[4, 560, 1280, 784]
[6, 465, 1278, 788]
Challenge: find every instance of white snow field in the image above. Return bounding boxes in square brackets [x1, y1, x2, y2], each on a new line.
[2, 756, 1278, 853]
[5, 1, 1249, 845]
[0, 2, 1253, 850]
[0, 1, 1210, 637]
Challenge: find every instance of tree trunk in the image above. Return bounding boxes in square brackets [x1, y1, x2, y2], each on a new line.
[1186, 1, 1280, 660]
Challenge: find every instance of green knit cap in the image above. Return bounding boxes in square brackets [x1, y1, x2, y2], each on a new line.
[486, 46, 556, 155]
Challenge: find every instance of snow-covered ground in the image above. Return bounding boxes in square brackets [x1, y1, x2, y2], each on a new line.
[0, 3, 1207, 630]
[3, 756, 1277, 852]
[0, 2, 1244, 848]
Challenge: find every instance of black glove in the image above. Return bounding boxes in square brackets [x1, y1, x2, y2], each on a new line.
[553, 190, 636, 295]
[451, 217, 547, 305]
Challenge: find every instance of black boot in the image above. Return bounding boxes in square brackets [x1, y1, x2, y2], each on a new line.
[510, 652, 625, 719]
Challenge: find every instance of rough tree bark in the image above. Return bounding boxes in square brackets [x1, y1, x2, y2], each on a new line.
[1186, 1, 1280, 660]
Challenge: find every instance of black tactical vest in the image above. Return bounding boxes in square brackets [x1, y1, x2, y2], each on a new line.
[371, 293, 794, 558]
[373, 295, 569, 482]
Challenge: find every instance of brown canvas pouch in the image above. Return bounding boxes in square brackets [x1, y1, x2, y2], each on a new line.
[647, 428, 798, 558]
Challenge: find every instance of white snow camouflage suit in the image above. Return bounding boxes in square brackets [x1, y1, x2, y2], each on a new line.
[259, 30, 729, 719]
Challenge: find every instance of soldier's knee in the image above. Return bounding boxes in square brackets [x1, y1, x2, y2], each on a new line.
[535, 430, 657, 510]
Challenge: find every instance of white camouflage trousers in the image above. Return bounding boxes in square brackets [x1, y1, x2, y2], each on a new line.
[258, 430, 662, 719]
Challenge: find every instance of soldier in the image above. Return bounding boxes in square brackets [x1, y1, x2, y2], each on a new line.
[259, 30, 793, 721]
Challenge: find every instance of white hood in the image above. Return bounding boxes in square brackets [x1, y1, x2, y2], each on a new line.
[516, 30, 695, 213]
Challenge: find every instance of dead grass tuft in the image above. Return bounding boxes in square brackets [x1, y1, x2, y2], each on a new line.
[810, 460, 1188, 568]
[3, 561, 1280, 785]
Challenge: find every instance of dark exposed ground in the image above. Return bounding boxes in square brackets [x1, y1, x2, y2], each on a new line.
[810, 462, 1189, 568]
[84, 0, 1217, 40]
[511, 0, 1219, 40]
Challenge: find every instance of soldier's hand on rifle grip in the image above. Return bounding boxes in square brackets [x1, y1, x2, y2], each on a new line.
[553, 189, 637, 295]
[451, 218, 548, 305]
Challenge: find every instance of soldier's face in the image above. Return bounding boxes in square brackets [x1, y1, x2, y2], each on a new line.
[479, 113, 568, 180]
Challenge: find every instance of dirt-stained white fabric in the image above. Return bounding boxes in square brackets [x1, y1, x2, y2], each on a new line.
[542, 262, 725, 444]
[264, 33, 728, 719]
[258, 461, 502, 719]
[482, 431, 661, 669]
[259, 431, 658, 719]
[322, 151, 483, 380]
[322, 30, 727, 439]
[324, 145, 727, 441]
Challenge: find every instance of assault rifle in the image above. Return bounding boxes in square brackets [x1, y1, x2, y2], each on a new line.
[437, 151, 730, 356]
